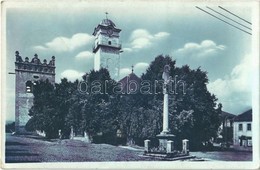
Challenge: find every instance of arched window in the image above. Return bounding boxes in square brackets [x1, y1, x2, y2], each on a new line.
[108, 41, 111, 45]
[26, 81, 33, 93]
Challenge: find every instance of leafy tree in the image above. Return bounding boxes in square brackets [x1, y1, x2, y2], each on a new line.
[79, 68, 119, 142]
[55, 78, 78, 136]
[25, 79, 59, 138]
[140, 55, 221, 149]
[25, 54, 221, 149]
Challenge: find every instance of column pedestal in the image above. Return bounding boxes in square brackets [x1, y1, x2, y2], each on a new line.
[156, 133, 175, 152]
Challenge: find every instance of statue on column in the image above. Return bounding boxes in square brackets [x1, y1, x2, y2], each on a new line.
[162, 65, 171, 94]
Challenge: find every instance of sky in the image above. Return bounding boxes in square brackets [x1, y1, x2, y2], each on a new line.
[4, 1, 257, 121]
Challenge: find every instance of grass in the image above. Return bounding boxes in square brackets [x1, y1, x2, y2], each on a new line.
[5, 133, 155, 163]
[5, 133, 252, 162]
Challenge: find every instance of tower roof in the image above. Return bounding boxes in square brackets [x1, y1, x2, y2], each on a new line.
[93, 18, 121, 36]
[100, 19, 116, 27]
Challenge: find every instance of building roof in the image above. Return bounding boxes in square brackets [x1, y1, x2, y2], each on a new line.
[100, 19, 116, 27]
[118, 73, 141, 93]
[221, 111, 236, 119]
[234, 109, 252, 122]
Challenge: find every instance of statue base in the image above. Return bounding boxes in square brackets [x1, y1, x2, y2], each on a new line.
[143, 132, 191, 159]
[156, 132, 175, 152]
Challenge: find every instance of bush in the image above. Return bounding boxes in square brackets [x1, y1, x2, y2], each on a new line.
[6, 122, 15, 133]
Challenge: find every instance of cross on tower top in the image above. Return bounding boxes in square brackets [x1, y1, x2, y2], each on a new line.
[131, 65, 134, 73]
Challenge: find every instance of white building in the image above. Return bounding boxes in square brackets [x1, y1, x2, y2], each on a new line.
[233, 109, 252, 151]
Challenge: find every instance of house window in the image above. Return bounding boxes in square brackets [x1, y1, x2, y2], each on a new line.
[33, 75, 39, 79]
[238, 124, 243, 131]
[226, 119, 230, 127]
[247, 123, 251, 131]
[108, 41, 111, 45]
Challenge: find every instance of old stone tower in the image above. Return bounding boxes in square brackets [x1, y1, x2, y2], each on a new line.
[92, 15, 122, 80]
[14, 51, 55, 133]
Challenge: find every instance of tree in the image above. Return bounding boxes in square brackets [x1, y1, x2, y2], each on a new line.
[139, 55, 221, 149]
[25, 55, 221, 148]
[25, 79, 59, 138]
[58, 79, 82, 138]
[79, 68, 120, 143]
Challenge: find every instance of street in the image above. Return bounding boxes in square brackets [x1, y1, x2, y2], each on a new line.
[190, 151, 252, 161]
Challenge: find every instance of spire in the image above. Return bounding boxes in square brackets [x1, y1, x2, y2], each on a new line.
[131, 65, 134, 73]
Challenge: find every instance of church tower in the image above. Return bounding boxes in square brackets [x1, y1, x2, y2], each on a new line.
[14, 51, 55, 133]
[92, 13, 122, 80]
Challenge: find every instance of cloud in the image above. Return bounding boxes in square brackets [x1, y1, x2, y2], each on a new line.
[154, 32, 170, 39]
[33, 46, 47, 51]
[119, 68, 132, 79]
[126, 29, 170, 51]
[134, 62, 149, 70]
[131, 37, 152, 49]
[33, 33, 94, 53]
[122, 48, 133, 52]
[119, 62, 149, 79]
[207, 54, 253, 114]
[60, 69, 85, 82]
[75, 51, 94, 60]
[134, 62, 149, 76]
[175, 40, 226, 58]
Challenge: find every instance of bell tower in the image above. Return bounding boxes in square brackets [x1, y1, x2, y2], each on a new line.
[92, 13, 122, 80]
[14, 51, 56, 133]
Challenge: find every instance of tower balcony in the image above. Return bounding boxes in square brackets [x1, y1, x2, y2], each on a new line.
[93, 41, 122, 53]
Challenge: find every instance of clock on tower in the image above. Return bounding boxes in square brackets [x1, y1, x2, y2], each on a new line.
[92, 14, 122, 80]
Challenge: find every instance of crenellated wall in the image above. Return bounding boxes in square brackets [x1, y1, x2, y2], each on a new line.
[15, 51, 55, 75]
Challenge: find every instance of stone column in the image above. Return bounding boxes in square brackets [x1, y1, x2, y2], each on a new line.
[156, 65, 175, 153]
[161, 65, 170, 134]
[166, 140, 174, 153]
[144, 140, 151, 153]
[182, 139, 189, 154]
[162, 93, 169, 133]
[84, 131, 90, 143]
[70, 126, 74, 139]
